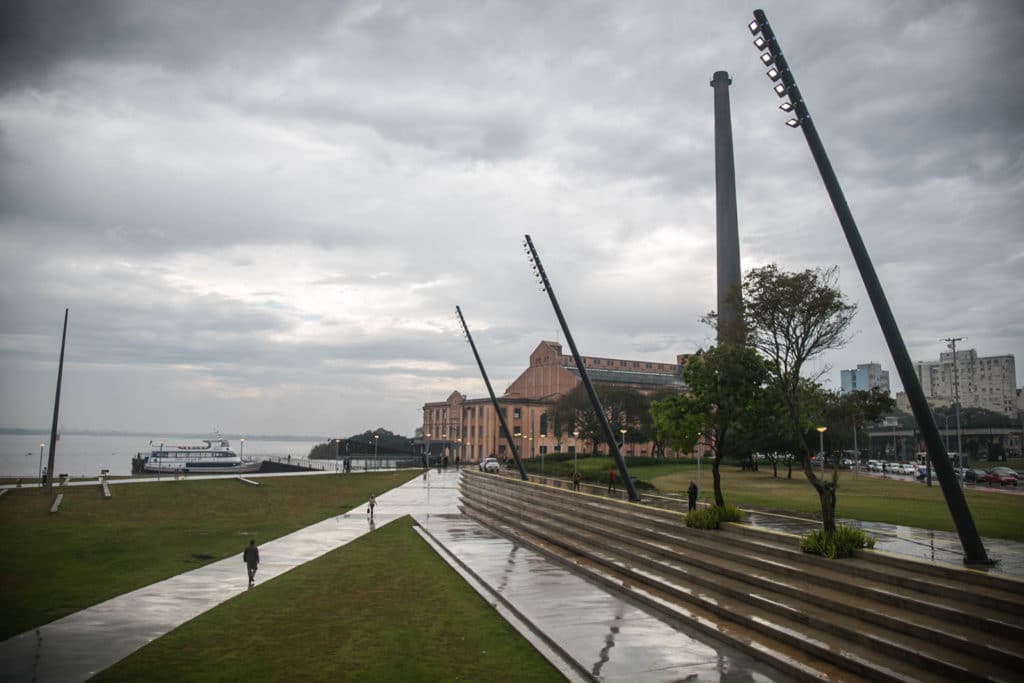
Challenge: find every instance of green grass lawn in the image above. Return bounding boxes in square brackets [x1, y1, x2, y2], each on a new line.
[523, 455, 1024, 542]
[91, 516, 562, 683]
[0, 472, 419, 640]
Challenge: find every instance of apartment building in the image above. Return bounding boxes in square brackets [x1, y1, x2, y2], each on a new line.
[914, 348, 1017, 418]
[840, 362, 890, 395]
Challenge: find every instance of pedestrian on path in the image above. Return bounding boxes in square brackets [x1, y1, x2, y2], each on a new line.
[572, 470, 581, 491]
[687, 480, 698, 512]
[243, 539, 260, 587]
[367, 495, 376, 521]
[607, 467, 617, 494]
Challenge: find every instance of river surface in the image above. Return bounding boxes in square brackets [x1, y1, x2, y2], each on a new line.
[0, 433, 325, 478]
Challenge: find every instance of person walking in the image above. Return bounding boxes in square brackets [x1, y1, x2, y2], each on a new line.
[607, 467, 617, 495]
[243, 539, 260, 587]
[572, 470, 581, 492]
[367, 495, 377, 521]
[687, 480, 699, 512]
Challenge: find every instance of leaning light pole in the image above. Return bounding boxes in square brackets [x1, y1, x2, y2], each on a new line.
[749, 9, 990, 565]
[455, 306, 528, 480]
[523, 235, 639, 502]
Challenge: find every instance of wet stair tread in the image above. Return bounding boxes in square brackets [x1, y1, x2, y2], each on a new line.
[468, 479, 1024, 634]
[465, 490, 1020, 681]
[462, 472, 1024, 681]
[715, 527, 1024, 617]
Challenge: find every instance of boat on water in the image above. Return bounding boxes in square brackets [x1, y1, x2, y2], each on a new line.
[132, 437, 260, 474]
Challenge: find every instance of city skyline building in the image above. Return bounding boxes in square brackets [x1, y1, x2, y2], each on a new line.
[840, 362, 890, 396]
[914, 348, 1017, 418]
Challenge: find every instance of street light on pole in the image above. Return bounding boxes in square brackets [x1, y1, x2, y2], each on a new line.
[240, 438, 245, 461]
[374, 434, 379, 459]
[572, 429, 580, 476]
[619, 428, 627, 452]
[816, 426, 827, 477]
[38, 443, 45, 482]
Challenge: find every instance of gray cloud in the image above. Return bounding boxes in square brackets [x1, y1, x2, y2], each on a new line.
[1, 1, 1021, 435]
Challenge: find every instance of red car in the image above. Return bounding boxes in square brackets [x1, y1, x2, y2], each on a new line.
[983, 469, 1019, 487]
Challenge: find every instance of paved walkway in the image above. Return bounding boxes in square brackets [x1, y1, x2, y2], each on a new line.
[3, 468, 1021, 682]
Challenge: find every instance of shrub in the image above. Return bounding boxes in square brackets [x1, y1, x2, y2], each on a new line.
[684, 504, 744, 529]
[800, 524, 876, 559]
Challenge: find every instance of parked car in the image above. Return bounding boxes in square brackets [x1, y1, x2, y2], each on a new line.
[964, 468, 988, 483]
[479, 457, 500, 473]
[990, 467, 1020, 480]
[982, 469, 1018, 487]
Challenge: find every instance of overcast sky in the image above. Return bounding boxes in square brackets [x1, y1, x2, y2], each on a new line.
[1, 1, 1021, 438]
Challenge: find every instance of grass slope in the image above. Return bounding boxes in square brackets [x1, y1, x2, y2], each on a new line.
[0, 472, 419, 639]
[92, 516, 562, 683]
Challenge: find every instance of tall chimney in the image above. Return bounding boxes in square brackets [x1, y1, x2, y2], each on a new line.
[711, 70, 743, 343]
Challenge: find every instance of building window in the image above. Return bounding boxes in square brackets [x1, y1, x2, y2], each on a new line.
[539, 413, 548, 436]
[514, 408, 521, 419]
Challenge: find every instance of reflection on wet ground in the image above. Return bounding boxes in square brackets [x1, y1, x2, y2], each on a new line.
[418, 514, 793, 683]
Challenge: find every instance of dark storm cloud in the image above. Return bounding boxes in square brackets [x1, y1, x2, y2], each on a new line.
[0, 0, 341, 91]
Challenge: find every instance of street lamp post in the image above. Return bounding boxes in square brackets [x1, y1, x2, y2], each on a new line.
[748, 9, 990, 566]
[696, 434, 702, 494]
[374, 434, 379, 459]
[816, 426, 827, 477]
[572, 429, 580, 476]
[240, 438, 245, 461]
[619, 428, 627, 453]
[38, 443, 45, 482]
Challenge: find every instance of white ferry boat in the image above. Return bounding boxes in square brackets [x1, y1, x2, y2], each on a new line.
[132, 437, 260, 474]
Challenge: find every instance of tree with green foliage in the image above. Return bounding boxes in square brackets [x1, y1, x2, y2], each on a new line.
[741, 264, 857, 533]
[549, 384, 661, 456]
[821, 388, 895, 455]
[651, 343, 770, 507]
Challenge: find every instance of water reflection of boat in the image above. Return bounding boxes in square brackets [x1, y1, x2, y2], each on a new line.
[131, 437, 259, 474]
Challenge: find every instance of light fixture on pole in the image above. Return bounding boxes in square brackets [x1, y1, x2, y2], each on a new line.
[619, 428, 627, 450]
[38, 443, 45, 482]
[816, 426, 827, 476]
[240, 438, 245, 460]
[572, 428, 580, 475]
[373, 434, 379, 459]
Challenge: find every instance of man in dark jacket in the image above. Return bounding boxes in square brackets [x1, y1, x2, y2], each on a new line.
[243, 539, 260, 587]
[687, 480, 699, 512]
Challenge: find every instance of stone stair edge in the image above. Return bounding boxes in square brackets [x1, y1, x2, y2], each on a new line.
[463, 474, 1024, 617]
[460, 485, 1024, 669]
[462, 500, 956, 683]
[467, 470, 1024, 600]
[459, 502, 869, 683]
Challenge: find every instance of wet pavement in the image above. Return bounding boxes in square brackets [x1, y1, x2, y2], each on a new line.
[416, 513, 792, 682]
[2, 468, 1021, 682]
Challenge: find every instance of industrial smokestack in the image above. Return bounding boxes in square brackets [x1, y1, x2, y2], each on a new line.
[710, 70, 743, 343]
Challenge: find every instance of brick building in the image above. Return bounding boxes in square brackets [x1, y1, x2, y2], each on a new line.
[421, 341, 690, 462]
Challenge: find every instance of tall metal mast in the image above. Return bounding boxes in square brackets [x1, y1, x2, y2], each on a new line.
[523, 235, 639, 502]
[455, 306, 528, 480]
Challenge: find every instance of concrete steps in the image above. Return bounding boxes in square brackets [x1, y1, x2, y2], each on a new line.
[461, 470, 1024, 683]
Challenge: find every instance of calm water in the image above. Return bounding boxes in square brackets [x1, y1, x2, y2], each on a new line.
[0, 433, 325, 478]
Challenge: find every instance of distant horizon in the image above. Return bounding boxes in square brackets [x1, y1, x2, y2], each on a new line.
[0, 427, 415, 441]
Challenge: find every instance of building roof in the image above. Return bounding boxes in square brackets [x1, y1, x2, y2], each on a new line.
[565, 366, 684, 387]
